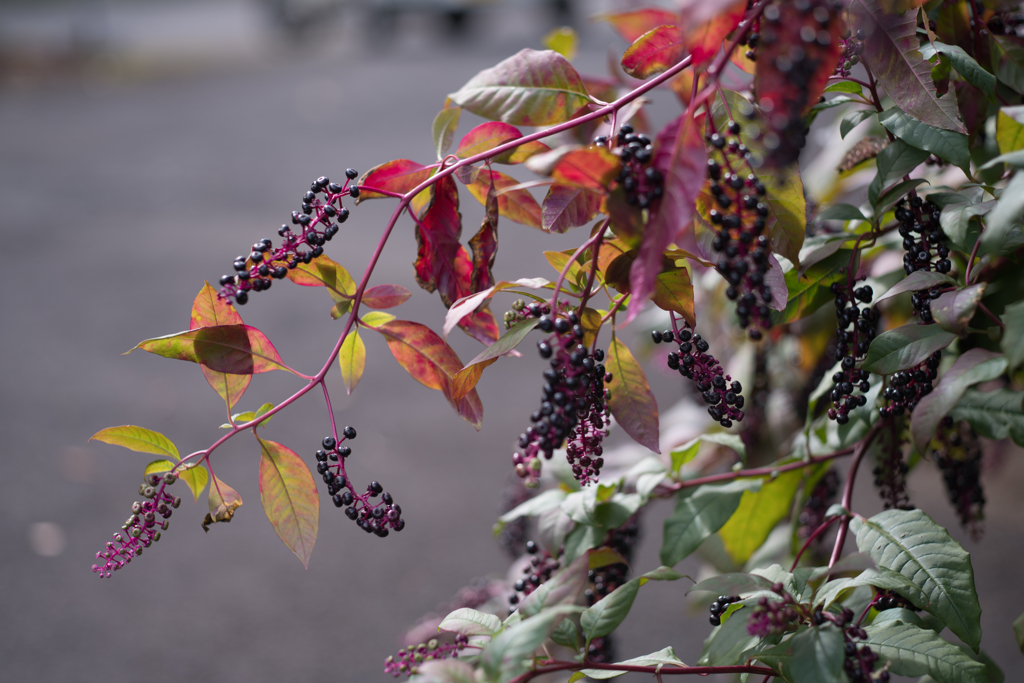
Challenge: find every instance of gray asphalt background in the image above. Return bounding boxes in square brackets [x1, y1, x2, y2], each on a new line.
[1, 3, 1022, 682]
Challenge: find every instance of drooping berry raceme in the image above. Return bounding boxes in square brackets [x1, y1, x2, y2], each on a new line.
[583, 518, 641, 663]
[833, 28, 865, 78]
[507, 540, 561, 612]
[513, 305, 609, 487]
[655, 324, 745, 428]
[217, 170, 359, 306]
[92, 471, 181, 578]
[871, 417, 913, 511]
[828, 281, 878, 424]
[314, 428, 405, 537]
[704, 119, 774, 339]
[879, 353, 940, 419]
[895, 196, 951, 323]
[932, 417, 985, 540]
[384, 635, 470, 677]
[595, 124, 664, 209]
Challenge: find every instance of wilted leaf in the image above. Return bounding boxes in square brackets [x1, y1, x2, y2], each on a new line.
[258, 438, 319, 568]
[203, 474, 242, 532]
[605, 337, 659, 453]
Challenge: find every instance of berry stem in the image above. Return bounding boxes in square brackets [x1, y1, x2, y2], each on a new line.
[829, 420, 883, 568]
[667, 445, 856, 494]
[790, 514, 840, 570]
[321, 381, 339, 444]
[577, 226, 607, 313]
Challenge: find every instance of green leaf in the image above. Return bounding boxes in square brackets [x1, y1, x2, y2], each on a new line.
[480, 605, 583, 680]
[698, 603, 768, 666]
[755, 626, 845, 683]
[651, 268, 695, 326]
[876, 271, 956, 303]
[863, 619, 987, 683]
[875, 139, 931, 186]
[874, 178, 930, 216]
[577, 647, 686, 680]
[841, 110, 876, 139]
[816, 204, 867, 221]
[670, 442, 700, 474]
[415, 659, 476, 683]
[939, 199, 994, 252]
[90, 425, 179, 460]
[772, 250, 851, 325]
[911, 349, 1008, 454]
[580, 567, 683, 640]
[464, 318, 539, 369]
[852, 509, 983, 651]
[851, 0, 965, 133]
[863, 323, 956, 374]
[660, 479, 762, 566]
[498, 489, 567, 524]
[448, 49, 593, 127]
[717, 468, 805, 566]
[438, 608, 502, 637]
[562, 524, 605, 564]
[996, 106, 1024, 154]
[144, 459, 175, 476]
[949, 389, 1024, 447]
[815, 567, 928, 610]
[431, 103, 461, 160]
[980, 173, 1024, 258]
[686, 572, 774, 597]
[1001, 300, 1024, 371]
[338, 328, 366, 394]
[930, 283, 987, 335]
[606, 337, 660, 453]
[825, 80, 864, 94]
[919, 41, 996, 101]
[879, 108, 971, 174]
[258, 438, 319, 568]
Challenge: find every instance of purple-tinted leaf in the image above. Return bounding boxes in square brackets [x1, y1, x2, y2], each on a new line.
[930, 283, 986, 335]
[258, 438, 319, 568]
[765, 254, 788, 311]
[606, 337, 660, 453]
[626, 112, 705, 324]
[876, 271, 956, 302]
[863, 323, 957, 374]
[469, 176, 498, 295]
[129, 324, 289, 375]
[621, 25, 686, 79]
[455, 121, 523, 159]
[852, 0, 966, 133]
[542, 183, 603, 233]
[911, 349, 1008, 453]
[203, 474, 242, 531]
[361, 284, 412, 310]
[448, 49, 593, 126]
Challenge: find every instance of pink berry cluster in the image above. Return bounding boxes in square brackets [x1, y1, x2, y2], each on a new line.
[746, 584, 799, 637]
[92, 470, 181, 578]
[315, 427, 405, 537]
[384, 635, 469, 677]
[217, 170, 359, 305]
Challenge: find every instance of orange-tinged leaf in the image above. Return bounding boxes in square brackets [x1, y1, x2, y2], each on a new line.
[448, 48, 593, 127]
[129, 324, 289, 375]
[286, 255, 356, 301]
[338, 328, 366, 394]
[606, 337, 660, 453]
[361, 284, 412, 309]
[466, 169, 542, 229]
[621, 25, 686, 79]
[456, 122, 524, 159]
[258, 438, 319, 568]
[191, 282, 250, 409]
[452, 356, 498, 404]
[203, 474, 242, 531]
[594, 8, 680, 43]
[684, 0, 745, 66]
[652, 268, 695, 326]
[542, 183, 603, 233]
[549, 147, 621, 192]
[494, 139, 551, 165]
[357, 159, 435, 217]
[90, 425, 179, 460]
[470, 176, 498, 296]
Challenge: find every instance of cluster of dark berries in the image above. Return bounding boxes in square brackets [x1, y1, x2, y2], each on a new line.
[828, 282, 878, 423]
[834, 28, 864, 77]
[384, 635, 469, 677]
[872, 419, 913, 511]
[844, 639, 886, 682]
[656, 326, 745, 428]
[795, 468, 840, 555]
[987, 11, 1024, 36]
[879, 352, 939, 418]
[746, 584, 799, 637]
[895, 196, 951, 320]
[872, 589, 917, 613]
[709, 595, 741, 627]
[217, 170, 359, 305]
[933, 417, 985, 539]
[93, 470, 181, 578]
[513, 304, 609, 486]
[314, 428, 405, 537]
[755, 0, 841, 166]
[584, 519, 641, 663]
[507, 541, 561, 611]
[740, 4, 761, 62]
[704, 120, 774, 339]
[594, 124, 663, 209]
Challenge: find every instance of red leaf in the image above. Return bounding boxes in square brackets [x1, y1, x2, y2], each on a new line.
[606, 337, 660, 453]
[376, 320, 484, 429]
[456, 122, 524, 159]
[683, 0, 746, 66]
[357, 159, 435, 216]
[190, 282, 250, 409]
[469, 176, 499, 294]
[595, 8, 680, 44]
[361, 284, 412, 310]
[542, 183, 603, 233]
[129, 324, 289, 375]
[549, 147, 621, 192]
[621, 25, 687, 79]
[626, 112, 706, 324]
[465, 169, 543, 229]
[258, 438, 319, 568]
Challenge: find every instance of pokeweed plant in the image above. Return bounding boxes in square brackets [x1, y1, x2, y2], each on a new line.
[87, 0, 1024, 681]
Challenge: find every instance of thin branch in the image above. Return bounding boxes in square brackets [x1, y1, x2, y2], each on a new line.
[506, 661, 775, 683]
[666, 445, 856, 494]
[829, 420, 884, 568]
